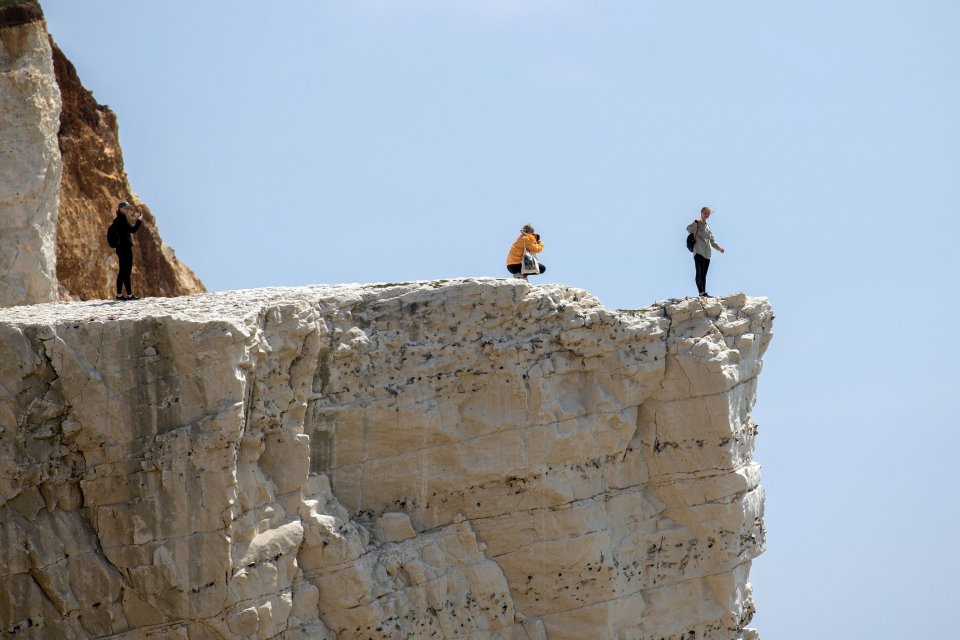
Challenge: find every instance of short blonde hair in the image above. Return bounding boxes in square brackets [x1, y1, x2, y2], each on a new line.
[701, 206, 712, 215]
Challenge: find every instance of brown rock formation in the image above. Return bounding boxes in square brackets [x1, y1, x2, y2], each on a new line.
[51, 40, 204, 300]
[0, 2, 43, 30]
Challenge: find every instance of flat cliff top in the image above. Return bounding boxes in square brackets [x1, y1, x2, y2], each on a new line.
[0, 277, 764, 328]
[0, 282, 382, 326]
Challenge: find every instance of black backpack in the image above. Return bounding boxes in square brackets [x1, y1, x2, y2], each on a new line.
[686, 232, 696, 252]
[106, 222, 119, 248]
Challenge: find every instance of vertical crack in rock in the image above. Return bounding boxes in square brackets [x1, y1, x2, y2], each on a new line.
[0, 281, 772, 639]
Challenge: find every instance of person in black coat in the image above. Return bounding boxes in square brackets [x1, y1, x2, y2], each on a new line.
[110, 200, 143, 300]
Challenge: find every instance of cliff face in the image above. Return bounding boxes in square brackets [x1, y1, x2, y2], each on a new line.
[0, 3, 61, 307]
[0, 280, 772, 639]
[51, 40, 205, 301]
[0, 2, 203, 307]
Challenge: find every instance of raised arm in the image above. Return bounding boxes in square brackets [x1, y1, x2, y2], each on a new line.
[527, 234, 544, 254]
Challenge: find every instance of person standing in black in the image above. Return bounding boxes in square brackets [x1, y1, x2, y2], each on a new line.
[111, 200, 143, 300]
[686, 206, 725, 297]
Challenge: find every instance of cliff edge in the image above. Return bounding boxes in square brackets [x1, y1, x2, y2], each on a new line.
[0, 280, 771, 639]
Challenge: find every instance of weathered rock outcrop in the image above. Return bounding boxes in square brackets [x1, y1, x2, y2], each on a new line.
[0, 2, 61, 307]
[0, 280, 772, 639]
[0, 1, 203, 307]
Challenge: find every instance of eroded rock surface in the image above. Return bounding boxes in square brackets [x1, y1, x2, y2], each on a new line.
[0, 280, 772, 639]
[0, 3, 61, 307]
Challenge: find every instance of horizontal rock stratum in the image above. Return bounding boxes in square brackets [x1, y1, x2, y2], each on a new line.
[0, 279, 773, 639]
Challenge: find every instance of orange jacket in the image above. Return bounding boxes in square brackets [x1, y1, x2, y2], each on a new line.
[506, 233, 544, 265]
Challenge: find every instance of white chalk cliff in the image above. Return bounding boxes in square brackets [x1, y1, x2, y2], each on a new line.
[0, 280, 772, 639]
[0, 9, 62, 307]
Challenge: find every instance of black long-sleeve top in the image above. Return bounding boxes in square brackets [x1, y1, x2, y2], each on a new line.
[110, 213, 142, 250]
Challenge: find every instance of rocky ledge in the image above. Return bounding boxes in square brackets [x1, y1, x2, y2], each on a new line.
[0, 279, 772, 639]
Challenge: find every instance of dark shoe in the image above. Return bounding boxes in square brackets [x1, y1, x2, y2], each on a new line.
[699, 292, 709, 297]
[116, 294, 126, 301]
[126, 294, 140, 300]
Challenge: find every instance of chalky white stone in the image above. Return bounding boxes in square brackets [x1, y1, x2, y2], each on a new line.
[0, 17, 61, 307]
[0, 280, 772, 639]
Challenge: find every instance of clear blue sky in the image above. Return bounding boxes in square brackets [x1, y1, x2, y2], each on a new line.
[43, 1, 959, 637]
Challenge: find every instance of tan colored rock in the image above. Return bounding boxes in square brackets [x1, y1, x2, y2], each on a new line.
[0, 280, 772, 638]
[374, 512, 417, 543]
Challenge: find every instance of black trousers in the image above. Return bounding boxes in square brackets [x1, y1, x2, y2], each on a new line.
[694, 253, 710, 295]
[507, 262, 546, 275]
[117, 248, 134, 295]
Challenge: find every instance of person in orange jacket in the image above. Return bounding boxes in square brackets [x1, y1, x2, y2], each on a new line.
[506, 224, 546, 280]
